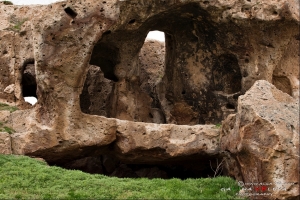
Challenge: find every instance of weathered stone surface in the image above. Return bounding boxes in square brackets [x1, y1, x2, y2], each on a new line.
[0, 0, 299, 199]
[80, 65, 113, 116]
[115, 120, 220, 163]
[0, 0, 298, 125]
[221, 80, 299, 199]
[0, 132, 11, 154]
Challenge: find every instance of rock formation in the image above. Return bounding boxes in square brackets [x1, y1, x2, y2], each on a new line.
[0, 0, 299, 199]
[221, 80, 299, 199]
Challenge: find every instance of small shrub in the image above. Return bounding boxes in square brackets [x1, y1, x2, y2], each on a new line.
[3, 126, 15, 134]
[0, 121, 15, 134]
[1, 1, 13, 5]
[5, 17, 28, 32]
[215, 123, 222, 128]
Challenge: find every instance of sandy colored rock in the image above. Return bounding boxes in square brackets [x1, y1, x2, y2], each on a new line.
[0, 1, 299, 199]
[0, 0, 298, 125]
[221, 80, 299, 199]
[115, 120, 220, 163]
[0, 132, 12, 154]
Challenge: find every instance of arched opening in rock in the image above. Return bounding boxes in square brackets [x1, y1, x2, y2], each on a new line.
[80, 2, 244, 126]
[90, 42, 119, 82]
[138, 30, 166, 123]
[80, 41, 119, 115]
[21, 59, 37, 105]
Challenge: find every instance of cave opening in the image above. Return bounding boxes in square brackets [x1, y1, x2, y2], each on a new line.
[79, 3, 244, 125]
[53, 154, 224, 180]
[21, 59, 38, 105]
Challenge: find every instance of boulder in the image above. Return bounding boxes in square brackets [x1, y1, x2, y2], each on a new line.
[221, 80, 299, 199]
[115, 120, 220, 163]
[0, 1, 299, 199]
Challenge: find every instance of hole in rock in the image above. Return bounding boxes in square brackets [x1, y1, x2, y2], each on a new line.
[64, 7, 77, 19]
[22, 59, 37, 104]
[226, 103, 235, 110]
[80, 4, 243, 125]
[52, 155, 224, 180]
[90, 43, 119, 82]
[80, 30, 166, 124]
[128, 19, 136, 24]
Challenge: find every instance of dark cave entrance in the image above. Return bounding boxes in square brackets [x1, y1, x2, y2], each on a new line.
[80, 40, 120, 115]
[76, 2, 242, 180]
[79, 2, 244, 124]
[21, 59, 38, 105]
[54, 154, 224, 179]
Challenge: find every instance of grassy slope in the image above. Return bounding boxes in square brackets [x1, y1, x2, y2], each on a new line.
[0, 155, 244, 199]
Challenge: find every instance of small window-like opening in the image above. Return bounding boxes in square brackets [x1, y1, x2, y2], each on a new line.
[64, 7, 77, 19]
[22, 59, 37, 105]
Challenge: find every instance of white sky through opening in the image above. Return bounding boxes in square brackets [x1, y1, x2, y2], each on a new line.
[146, 31, 165, 42]
[24, 97, 37, 105]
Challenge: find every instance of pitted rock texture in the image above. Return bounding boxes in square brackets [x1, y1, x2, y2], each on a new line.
[0, 0, 298, 125]
[0, 0, 299, 199]
[7, 107, 221, 165]
[221, 80, 299, 199]
[0, 132, 11, 154]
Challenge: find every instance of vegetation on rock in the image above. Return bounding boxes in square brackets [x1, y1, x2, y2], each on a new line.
[0, 155, 244, 199]
[0, 122, 15, 134]
[1, 1, 13, 5]
[0, 103, 18, 113]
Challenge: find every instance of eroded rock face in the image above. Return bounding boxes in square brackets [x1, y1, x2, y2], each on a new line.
[0, 0, 299, 199]
[1, 0, 298, 125]
[0, 132, 11, 154]
[221, 80, 299, 199]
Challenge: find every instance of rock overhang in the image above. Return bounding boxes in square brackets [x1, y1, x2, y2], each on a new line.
[0, 0, 299, 197]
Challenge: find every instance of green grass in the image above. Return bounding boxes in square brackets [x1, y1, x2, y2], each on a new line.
[0, 155, 244, 199]
[215, 123, 222, 128]
[0, 103, 18, 113]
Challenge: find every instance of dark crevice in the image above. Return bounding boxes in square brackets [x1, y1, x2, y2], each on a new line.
[90, 42, 119, 82]
[21, 59, 37, 99]
[53, 154, 224, 180]
[64, 7, 77, 19]
[226, 103, 235, 110]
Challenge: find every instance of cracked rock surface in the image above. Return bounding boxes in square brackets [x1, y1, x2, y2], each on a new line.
[0, 0, 299, 199]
